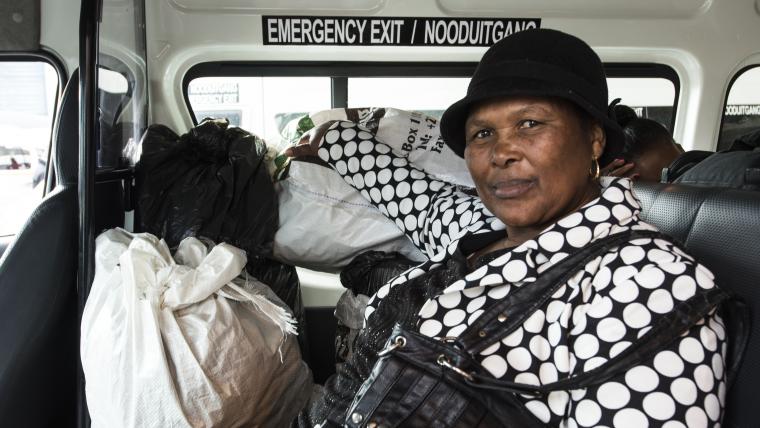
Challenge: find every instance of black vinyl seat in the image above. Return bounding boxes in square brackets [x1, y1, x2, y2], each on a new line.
[0, 70, 80, 427]
[633, 181, 759, 428]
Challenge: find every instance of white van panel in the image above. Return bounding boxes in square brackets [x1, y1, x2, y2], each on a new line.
[438, 0, 712, 20]
[297, 268, 345, 307]
[39, 0, 80, 76]
[169, 0, 384, 14]
[145, 0, 760, 153]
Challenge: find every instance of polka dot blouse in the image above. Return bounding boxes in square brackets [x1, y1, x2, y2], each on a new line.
[316, 120, 727, 427]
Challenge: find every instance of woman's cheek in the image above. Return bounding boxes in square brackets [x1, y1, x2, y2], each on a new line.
[464, 146, 489, 177]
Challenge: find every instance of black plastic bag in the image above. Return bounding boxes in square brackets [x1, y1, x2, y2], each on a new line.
[340, 251, 419, 297]
[335, 251, 419, 364]
[135, 119, 277, 260]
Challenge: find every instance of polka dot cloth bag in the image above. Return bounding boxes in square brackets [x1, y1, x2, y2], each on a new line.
[344, 229, 731, 428]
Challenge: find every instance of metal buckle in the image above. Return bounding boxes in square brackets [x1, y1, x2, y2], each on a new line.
[436, 354, 475, 382]
[377, 335, 406, 357]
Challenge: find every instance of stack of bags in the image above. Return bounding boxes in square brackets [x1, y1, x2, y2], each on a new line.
[81, 229, 313, 428]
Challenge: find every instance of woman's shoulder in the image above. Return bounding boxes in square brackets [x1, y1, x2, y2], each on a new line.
[566, 227, 722, 369]
[591, 225, 719, 300]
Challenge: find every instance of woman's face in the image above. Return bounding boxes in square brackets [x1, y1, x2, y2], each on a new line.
[629, 140, 683, 182]
[464, 96, 605, 230]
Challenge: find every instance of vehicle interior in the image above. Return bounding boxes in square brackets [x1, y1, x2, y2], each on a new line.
[0, 0, 759, 427]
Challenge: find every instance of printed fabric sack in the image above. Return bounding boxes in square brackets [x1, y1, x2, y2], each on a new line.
[278, 107, 473, 187]
[272, 107, 472, 271]
[81, 228, 312, 428]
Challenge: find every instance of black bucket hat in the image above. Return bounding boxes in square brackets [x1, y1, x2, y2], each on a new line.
[440, 28, 624, 166]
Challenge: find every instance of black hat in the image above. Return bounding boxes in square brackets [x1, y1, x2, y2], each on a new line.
[440, 28, 623, 166]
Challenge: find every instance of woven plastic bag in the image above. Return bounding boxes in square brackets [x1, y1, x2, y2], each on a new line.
[81, 229, 312, 428]
[273, 160, 427, 272]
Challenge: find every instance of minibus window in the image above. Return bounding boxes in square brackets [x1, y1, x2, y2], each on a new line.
[187, 76, 332, 148]
[347, 77, 470, 118]
[96, 65, 137, 169]
[183, 64, 678, 151]
[182, 63, 679, 304]
[99, 68, 129, 94]
[0, 61, 59, 236]
[607, 77, 676, 132]
[719, 66, 760, 150]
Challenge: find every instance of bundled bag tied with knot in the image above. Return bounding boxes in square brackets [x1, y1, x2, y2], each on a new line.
[135, 118, 277, 259]
[81, 228, 313, 428]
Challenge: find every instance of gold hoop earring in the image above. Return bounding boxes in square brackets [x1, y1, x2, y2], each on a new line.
[590, 157, 600, 180]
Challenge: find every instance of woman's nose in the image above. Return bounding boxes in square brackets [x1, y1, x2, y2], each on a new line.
[491, 133, 521, 167]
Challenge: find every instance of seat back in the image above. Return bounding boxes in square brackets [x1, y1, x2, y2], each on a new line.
[0, 70, 80, 427]
[634, 181, 760, 428]
[661, 149, 713, 182]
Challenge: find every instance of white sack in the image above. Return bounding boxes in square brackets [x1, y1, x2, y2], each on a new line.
[273, 160, 427, 272]
[81, 229, 312, 428]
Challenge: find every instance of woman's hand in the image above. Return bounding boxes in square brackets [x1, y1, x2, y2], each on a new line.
[284, 120, 338, 158]
[601, 158, 636, 178]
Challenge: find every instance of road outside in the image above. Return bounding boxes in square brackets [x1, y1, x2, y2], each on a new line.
[0, 61, 58, 238]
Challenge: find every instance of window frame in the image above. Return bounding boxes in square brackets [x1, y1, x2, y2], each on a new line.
[183, 61, 478, 126]
[183, 61, 680, 130]
[717, 63, 760, 151]
[603, 63, 680, 133]
[98, 55, 138, 125]
[96, 54, 144, 171]
[0, 50, 66, 197]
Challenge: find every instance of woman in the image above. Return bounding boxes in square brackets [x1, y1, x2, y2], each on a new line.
[602, 104, 685, 182]
[291, 29, 727, 427]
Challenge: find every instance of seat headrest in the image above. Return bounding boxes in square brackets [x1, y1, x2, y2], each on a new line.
[52, 69, 79, 186]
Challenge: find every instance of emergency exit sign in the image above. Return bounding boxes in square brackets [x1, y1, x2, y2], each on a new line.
[263, 16, 541, 47]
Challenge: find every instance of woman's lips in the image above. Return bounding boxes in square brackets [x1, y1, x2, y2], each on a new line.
[490, 179, 535, 198]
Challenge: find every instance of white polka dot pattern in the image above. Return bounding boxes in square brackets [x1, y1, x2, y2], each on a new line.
[317, 121, 505, 261]
[317, 121, 726, 427]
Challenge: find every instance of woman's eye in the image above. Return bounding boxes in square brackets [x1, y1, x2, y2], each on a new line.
[473, 129, 492, 139]
[519, 119, 540, 129]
